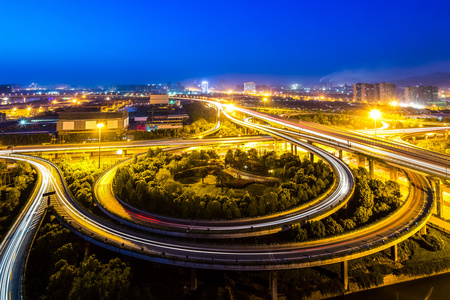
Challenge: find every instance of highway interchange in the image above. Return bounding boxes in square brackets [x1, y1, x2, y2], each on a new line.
[0, 98, 446, 299]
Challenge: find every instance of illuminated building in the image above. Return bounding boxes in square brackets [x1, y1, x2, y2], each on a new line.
[57, 111, 129, 138]
[375, 82, 396, 103]
[354, 82, 396, 103]
[417, 86, 438, 104]
[244, 82, 256, 93]
[201, 81, 209, 93]
[404, 86, 438, 106]
[146, 114, 189, 130]
[353, 83, 375, 102]
[149, 94, 169, 105]
[405, 86, 418, 104]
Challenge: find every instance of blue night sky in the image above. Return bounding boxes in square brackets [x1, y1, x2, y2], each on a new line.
[1, 0, 449, 86]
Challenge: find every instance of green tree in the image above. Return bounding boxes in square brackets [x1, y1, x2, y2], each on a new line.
[197, 167, 209, 184]
[213, 167, 227, 190]
[308, 220, 326, 239]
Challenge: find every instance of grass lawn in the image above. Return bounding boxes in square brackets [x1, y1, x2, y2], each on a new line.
[177, 175, 269, 197]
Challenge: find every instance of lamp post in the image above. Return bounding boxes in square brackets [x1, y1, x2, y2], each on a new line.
[97, 123, 104, 168]
[370, 109, 381, 137]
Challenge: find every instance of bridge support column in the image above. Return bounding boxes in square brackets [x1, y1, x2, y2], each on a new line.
[294, 145, 298, 155]
[357, 155, 365, 168]
[307, 141, 314, 162]
[122, 150, 127, 157]
[55, 153, 59, 159]
[369, 159, 374, 178]
[190, 268, 197, 291]
[284, 141, 287, 152]
[291, 144, 294, 154]
[391, 244, 398, 262]
[339, 149, 343, 160]
[341, 260, 348, 291]
[433, 179, 444, 219]
[390, 167, 398, 181]
[420, 223, 427, 235]
[270, 271, 278, 300]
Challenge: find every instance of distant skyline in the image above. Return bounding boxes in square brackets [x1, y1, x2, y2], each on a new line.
[1, 0, 450, 86]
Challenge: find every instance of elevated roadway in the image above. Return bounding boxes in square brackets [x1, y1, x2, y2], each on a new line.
[0, 156, 51, 300]
[92, 104, 355, 238]
[7, 154, 431, 272]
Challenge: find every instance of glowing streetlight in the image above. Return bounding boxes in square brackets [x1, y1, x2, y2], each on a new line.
[370, 109, 382, 136]
[263, 97, 268, 107]
[97, 123, 104, 168]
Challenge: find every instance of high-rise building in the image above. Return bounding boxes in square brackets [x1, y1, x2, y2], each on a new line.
[353, 83, 375, 102]
[201, 81, 209, 93]
[244, 82, 256, 93]
[417, 86, 438, 104]
[377, 82, 396, 103]
[354, 82, 396, 103]
[404, 86, 418, 104]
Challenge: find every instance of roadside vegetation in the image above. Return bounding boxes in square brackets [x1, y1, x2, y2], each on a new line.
[54, 154, 113, 212]
[0, 133, 52, 146]
[0, 160, 37, 240]
[113, 148, 334, 219]
[284, 167, 402, 242]
[406, 136, 450, 155]
[288, 111, 426, 130]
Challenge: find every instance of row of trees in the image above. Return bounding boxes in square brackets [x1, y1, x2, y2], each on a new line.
[0, 160, 36, 239]
[26, 217, 131, 300]
[289, 112, 375, 130]
[0, 133, 52, 146]
[114, 148, 334, 219]
[289, 167, 401, 242]
[410, 138, 450, 155]
[224, 148, 333, 180]
[56, 154, 111, 210]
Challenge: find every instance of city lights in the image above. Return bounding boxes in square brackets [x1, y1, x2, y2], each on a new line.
[370, 109, 382, 136]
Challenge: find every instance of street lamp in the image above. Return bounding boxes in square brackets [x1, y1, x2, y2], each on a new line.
[370, 109, 381, 137]
[97, 123, 104, 168]
[263, 97, 267, 107]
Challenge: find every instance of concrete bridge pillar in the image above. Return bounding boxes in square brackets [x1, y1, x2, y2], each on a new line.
[390, 167, 398, 181]
[307, 141, 314, 162]
[290, 144, 294, 154]
[339, 149, 343, 160]
[294, 145, 298, 155]
[420, 223, 427, 235]
[357, 155, 365, 168]
[433, 179, 444, 219]
[191, 268, 197, 291]
[391, 244, 398, 262]
[284, 141, 287, 152]
[55, 153, 59, 159]
[269, 271, 278, 300]
[369, 159, 374, 178]
[122, 149, 127, 157]
[341, 260, 348, 291]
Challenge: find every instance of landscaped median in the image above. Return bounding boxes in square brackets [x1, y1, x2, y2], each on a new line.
[92, 147, 349, 238]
